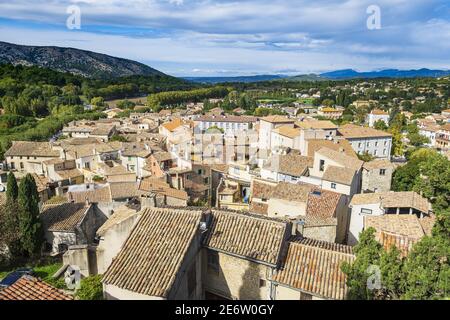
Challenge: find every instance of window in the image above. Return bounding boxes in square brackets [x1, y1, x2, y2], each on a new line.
[10, 162, 15, 170]
[383, 149, 387, 155]
[358, 143, 362, 148]
[319, 160, 325, 172]
[20, 163, 24, 169]
[367, 142, 370, 147]
[361, 208, 373, 215]
[259, 279, 266, 288]
[204, 177, 210, 184]
[207, 251, 219, 274]
[380, 169, 386, 176]
[331, 183, 337, 189]
[374, 150, 378, 156]
[375, 141, 379, 147]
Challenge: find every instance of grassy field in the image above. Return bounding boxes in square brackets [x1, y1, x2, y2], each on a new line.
[257, 98, 296, 104]
[297, 98, 315, 105]
[0, 262, 65, 288]
[105, 96, 148, 108]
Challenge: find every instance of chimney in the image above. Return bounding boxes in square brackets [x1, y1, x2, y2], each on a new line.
[291, 219, 306, 237]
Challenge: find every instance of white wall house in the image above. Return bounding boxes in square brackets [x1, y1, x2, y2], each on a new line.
[418, 124, 440, 147]
[367, 109, 390, 128]
[258, 116, 296, 150]
[348, 191, 432, 245]
[194, 115, 257, 137]
[338, 125, 392, 159]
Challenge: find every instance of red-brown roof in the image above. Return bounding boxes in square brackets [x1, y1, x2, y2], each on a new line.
[0, 276, 73, 300]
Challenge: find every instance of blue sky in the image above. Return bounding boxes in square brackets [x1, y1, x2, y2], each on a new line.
[0, 0, 449, 77]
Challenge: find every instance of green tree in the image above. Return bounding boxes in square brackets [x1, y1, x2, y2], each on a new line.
[357, 152, 375, 162]
[341, 228, 382, 300]
[322, 99, 335, 107]
[76, 275, 103, 300]
[18, 174, 43, 257]
[0, 200, 21, 257]
[402, 230, 450, 300]
[6, 171, 18, 202]
[90, 96, 105, 107]
[373, 120, 388, 131]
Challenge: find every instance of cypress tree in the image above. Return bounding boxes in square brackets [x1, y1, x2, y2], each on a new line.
[6, 171, 18, 202]
[18, 174, 44, 257]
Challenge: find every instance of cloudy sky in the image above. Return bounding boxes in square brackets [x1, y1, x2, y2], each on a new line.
[0, 0, 449, 77]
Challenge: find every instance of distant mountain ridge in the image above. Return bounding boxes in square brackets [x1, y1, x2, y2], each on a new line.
[185, 75, 287, 83]
[187, 68, 450, 83]
[0, 41, 166, 79]
[319, 68, 450, 79]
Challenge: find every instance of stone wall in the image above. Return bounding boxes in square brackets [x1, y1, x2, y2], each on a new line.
[361, 167, 392, 193]
[202, 249, 272, 300]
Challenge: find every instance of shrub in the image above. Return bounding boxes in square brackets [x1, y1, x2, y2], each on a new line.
[76, 275, 103, 300]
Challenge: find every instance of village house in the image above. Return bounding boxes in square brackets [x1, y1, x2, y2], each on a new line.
[138, 177, 189, 207]
[194, 115, 257, 137]
[260, 154, 313, 184]
[95, 206, 141, 274]
[348, 191, 432, 245]
[100, 207, 353, 300]
[119, 142, 152, 178]
[304, 138, 356, 158]
[317, 107, 343, 119]
[338, 124, 393, 159]
[270, 126, 302, 150]
[5, 141, 61, 174]
[307, 147, 363, 197]
[361, 159, 394, 193]
[66, 182, 138, 217]
[436, 123, 450, 151]
[258, 116, 296, 150]
[366, 109, 390, 128]
[102, 208, 208, 300]
[271, 238, 354, 300]
[40, 201, 107, 254]
[363, 214, 435, 256]
[250, 179, 349, 243]
[418, 123, 441, 147]
[159, 118, 193, 146]
[42, 159, 84, 190]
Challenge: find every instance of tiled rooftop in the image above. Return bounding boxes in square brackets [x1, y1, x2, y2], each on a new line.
[0, 276, 73, 300]
[204, 210, 288, 266]
[272, 237, 354, 300]
[40, 202, 90, 232]
[102, 207, 204, 298]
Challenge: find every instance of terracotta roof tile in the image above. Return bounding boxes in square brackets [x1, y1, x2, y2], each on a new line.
[5, 141, 60, 157]
[322, 165, 356, 185]
[272, 237, 354, 300]
[102, 208, 204, 298]
[263, 154, 313, 177]
[204, 210, 288, 266]
[338, 124, 392, 139]
[350, 191, 431, 213]
[0, 276, 72, 300]
[40, 203, 90, 232]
